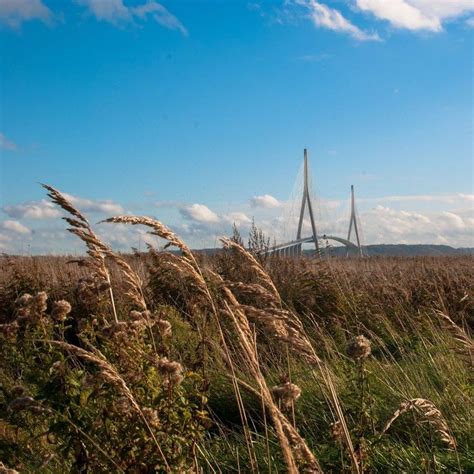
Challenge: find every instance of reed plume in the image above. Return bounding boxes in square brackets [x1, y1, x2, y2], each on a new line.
[436, 310, 473, 366]
[42, 184, 147, 315]
[381, 398, 456, 449]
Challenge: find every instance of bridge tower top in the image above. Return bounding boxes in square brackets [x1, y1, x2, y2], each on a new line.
[348, 184, 363, 256]
[296, 149, 319, 253]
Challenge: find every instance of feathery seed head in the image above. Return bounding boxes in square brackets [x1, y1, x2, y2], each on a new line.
[156, 319, 172, 337]
[32, 291, 48, 314]
[15, 293, 33, 307]
[272, 382, 302, 409]
[330, 421, 344, 442]
[347, 335, 372, 360]
[51, 300, 72, 322]
[156, 357, 184, 388]
[129, 310, 143, 320]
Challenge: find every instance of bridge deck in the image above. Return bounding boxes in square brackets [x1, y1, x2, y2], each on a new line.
[265, 234, 358, 255]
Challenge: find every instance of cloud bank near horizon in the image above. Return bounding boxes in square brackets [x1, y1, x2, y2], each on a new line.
[1, 191, 472, 254]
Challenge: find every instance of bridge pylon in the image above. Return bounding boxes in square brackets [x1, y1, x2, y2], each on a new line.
[262, 149, 364, 258]
[346, 184, 363, 257]
[296, 149, 319, 256]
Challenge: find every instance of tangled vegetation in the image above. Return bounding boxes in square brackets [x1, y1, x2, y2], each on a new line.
[0, 185, 473, 473]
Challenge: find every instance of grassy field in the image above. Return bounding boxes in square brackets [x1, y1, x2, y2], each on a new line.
[0, 187, 472, 473]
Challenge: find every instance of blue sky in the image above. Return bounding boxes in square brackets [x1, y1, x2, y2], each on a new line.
[0, 0, 473, 253]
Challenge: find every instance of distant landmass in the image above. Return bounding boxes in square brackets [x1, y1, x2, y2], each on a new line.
[313, 244, 474, 257]
[197, 244, 474, 257]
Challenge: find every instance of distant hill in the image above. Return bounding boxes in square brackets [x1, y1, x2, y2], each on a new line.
[196, 244, 473, 257]
[317, 244, 474, 257]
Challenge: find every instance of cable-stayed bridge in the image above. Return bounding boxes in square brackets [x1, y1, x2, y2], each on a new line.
[265, 149, 363, 257]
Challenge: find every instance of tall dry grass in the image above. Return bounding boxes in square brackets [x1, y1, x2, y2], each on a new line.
[0, 184, 472, 472]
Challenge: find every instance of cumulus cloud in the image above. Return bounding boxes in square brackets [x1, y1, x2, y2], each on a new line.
[3, 200, 62, 219]
[356, 0, 474, 32]
[356, 0, 441, 31]
[63, 193, 123, 214]
[223, 212, 252, 226]
[358, 205, 473, 247]
[180, 204, 220, 223]
[250, 194, 281, 209]
[3, 194, 123, 219]
[251, 191, 474, 249]
[360, 193, 474, 205]
[76, 0, 187, 35]
[296, 0, 380, 41]
[288, 0, 473, 39]
[0, 0, 52, 28]
[1, 220, 31, 234]
[0, 132, 17, 151]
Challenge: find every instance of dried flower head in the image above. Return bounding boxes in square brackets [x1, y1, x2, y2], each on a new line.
[15, 293, 33, 307]
[142, 407, 160, 428]
[156, 319, 172, 337]
[156, 357, 184, 388]
[330, 420, 344, 442]
[129, 310, 143, 320]
[347, 335, 372, 360]
[51, 300, 72, 322]
[111, 396, 135, 419]
[32, 291, 48, 314]
[271, 382, 302, 410]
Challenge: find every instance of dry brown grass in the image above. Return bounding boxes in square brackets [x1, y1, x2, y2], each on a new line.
[0, 185, 472, 472]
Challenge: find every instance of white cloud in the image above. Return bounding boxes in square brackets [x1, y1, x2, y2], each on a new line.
[409, 0, 474, 20]
[180, 204, 220, 223]
[0, 132, 17, 151]
[356, 0, 441, 31]
[76, 0, 187, 34]
[3, 199, 62, 219]
[0, 0, 52, 28]
[356, 0, 474, 32]
[466, 16, 474, 28]
[3, 194, 123, 219]
[1, 220, 31, 234]
[251, 194, 281, 209]
[357, 205, 474, 247]
[223, 212, 252, 226]
[132, 1, 187, 35]
[360, 193, 474, 204]
[298, 0, 380, 41]
[63, 193, 123, 214]
[75, 0, 131, 22]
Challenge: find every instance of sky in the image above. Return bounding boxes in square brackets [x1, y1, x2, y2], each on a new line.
[0, 0, 473, 254]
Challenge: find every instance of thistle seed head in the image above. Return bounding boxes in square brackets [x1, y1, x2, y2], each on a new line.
[330, 421, 344, 442]
[15, 293, 33, 307]
[156, 319, 172, 337]
[347, 335, 372, 360]
[51, 300, 72, 322]
[271, 382, 302, 409]
[32, 291, 48, 314]
[156, 357, 184, 388]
